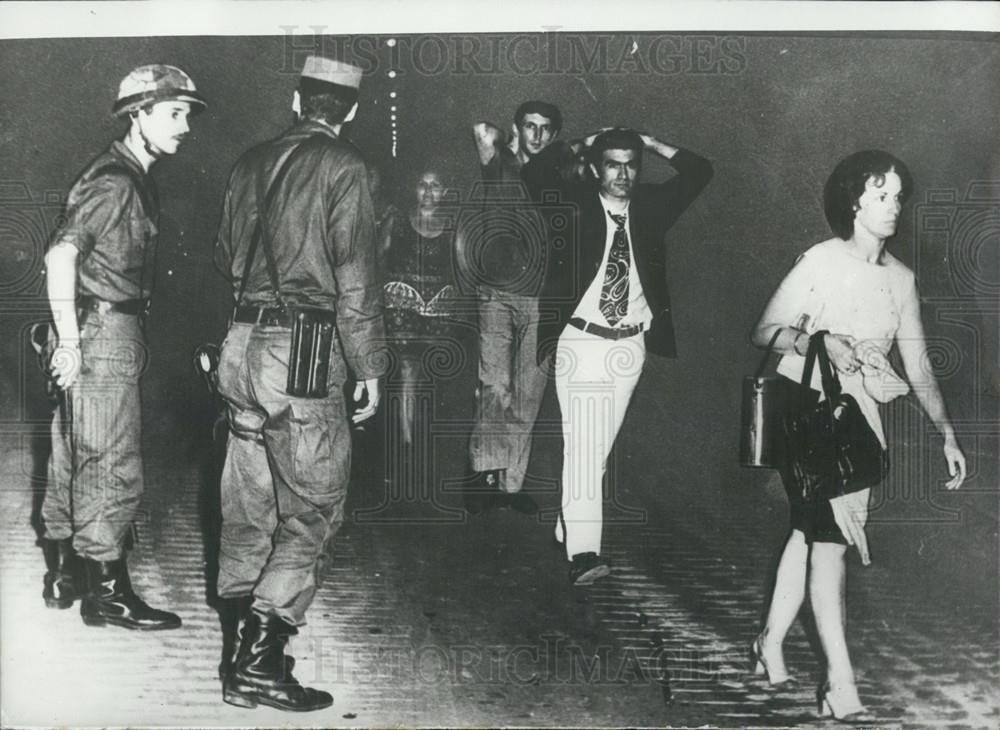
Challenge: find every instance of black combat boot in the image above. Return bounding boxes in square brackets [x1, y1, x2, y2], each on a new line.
[79, 558, 182, 631]
[218, 597, 294, 681]
[223, 611, 333, 712]
[42, 537, 80, 609]
[218, 595, 252, 681]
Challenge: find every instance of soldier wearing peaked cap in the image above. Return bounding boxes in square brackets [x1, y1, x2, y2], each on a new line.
[42, 64, 205, 630]
[213, 56, 387, 712]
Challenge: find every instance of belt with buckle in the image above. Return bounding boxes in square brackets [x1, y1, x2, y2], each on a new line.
[568, 317, 645, 340]
[77, 295, 148, 316]
[232, 304, 292, 327]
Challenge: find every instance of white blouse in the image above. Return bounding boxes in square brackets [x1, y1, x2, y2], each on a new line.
[773, 238, 916, 448]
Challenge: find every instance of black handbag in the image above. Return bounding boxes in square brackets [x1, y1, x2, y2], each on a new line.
[739, 328, 792, 468]
[783, 330, 888, 501]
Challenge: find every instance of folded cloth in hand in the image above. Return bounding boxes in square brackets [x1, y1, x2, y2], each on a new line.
[855, 341, 910, 404]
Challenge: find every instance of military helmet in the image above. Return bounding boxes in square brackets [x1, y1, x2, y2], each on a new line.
[112, 64, 206, 117]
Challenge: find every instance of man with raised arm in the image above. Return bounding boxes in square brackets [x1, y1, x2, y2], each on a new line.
[463, 101, 563, 515]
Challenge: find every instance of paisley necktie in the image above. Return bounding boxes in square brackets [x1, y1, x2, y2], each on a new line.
[600, 211, 630, 326]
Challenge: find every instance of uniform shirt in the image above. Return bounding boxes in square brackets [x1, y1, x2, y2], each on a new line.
[572, 197, 653, 329]
[50, 140, 159, 302]
[214, 119, 386, 380]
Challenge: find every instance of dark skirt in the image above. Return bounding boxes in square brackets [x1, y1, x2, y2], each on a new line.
[777, 378, 882, 546]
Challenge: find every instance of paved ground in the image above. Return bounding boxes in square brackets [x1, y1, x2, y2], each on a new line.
[1, 360, 997, 729]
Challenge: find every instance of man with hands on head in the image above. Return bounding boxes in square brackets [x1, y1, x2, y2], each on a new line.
[463, 101, 563, 515]
[523, 126, 713, 585]
[43, 64, 205, 630]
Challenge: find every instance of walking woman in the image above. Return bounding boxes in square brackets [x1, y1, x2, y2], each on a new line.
[749, 150, 967, 720]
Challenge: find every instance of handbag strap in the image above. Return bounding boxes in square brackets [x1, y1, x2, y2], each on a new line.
[753, 328, 784, 379]
[814, 333, 843, 400]
[799, 329, 843, 406]
[236, 134, 319, 306]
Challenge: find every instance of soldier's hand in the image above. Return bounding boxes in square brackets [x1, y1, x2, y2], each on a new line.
[50, 341, 82, 390]
[352, 378, 380, 424]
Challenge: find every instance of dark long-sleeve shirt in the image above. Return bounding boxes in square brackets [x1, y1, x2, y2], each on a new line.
[473, 146, 544, 295]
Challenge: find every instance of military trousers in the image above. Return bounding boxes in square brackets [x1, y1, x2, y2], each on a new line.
[216, 322, 350, 626]
[43, 310, 146, 561]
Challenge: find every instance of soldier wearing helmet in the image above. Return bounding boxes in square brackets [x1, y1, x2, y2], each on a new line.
[112, 64, 206, 158]
[41, 64, 205, 631]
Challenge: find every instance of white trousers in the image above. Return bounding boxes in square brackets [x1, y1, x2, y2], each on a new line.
[553, 326, 646, 559]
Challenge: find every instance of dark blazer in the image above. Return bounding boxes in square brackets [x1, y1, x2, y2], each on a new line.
[522, 142, 713, 364]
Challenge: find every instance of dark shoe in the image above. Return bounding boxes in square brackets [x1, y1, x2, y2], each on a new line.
[218, 597, 295, 682]
[79, 558, 182, 631]
[506, 492, 538, 515]
[568, 552, 610, 586]
[42, 537, 80, 609]
[223, 612, 333, 712]
[463, 469, 504, 515]
[464, 490, 491, 515]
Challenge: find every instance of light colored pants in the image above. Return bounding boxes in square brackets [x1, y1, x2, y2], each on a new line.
[468, 287, 548, 493]
[553, 326, 645, 559]
[216, 322, 350, 626]
[44, 310, 146, 561]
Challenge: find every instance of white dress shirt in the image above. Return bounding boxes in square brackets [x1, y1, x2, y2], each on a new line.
[572, 196, 653, 329]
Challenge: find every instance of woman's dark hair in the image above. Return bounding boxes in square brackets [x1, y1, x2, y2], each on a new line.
[299, 77, 359, 125]
[514, 101, 563, 134]
[823, 150, 914, 239]
[588, 128, 644, 167]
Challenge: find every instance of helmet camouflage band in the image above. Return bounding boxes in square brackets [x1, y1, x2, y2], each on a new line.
[112, 64, 207, 117]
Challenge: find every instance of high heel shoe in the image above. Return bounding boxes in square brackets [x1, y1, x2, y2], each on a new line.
[817, 681, 877, 722]
[749, 636, 792, 686]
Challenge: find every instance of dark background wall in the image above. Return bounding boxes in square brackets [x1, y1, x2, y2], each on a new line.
[1, 33, 996, 503]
